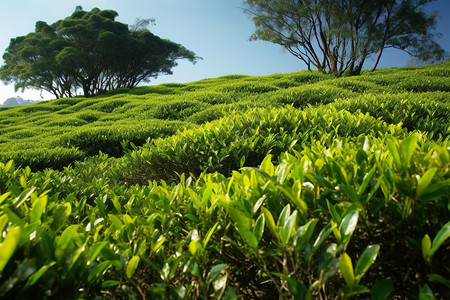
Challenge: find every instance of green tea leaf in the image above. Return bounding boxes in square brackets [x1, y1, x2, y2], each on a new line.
[354, 244, 379, 281]
[371, 279, 394, 300]
[286, 277, 309, 300]
[280, 210, 297, 245]
[309, 223, 334, 259]
[294, 218, 318, 255]
[253, 214, 265, 243]
[422, 234, 431, 262]
[327, 200, 341, 224]
[386, 136, 401, 169]
[236, 223, 258, 250]
[3, 207, 25, 227]
[0, 226, 21, 273]
[357, 164, 377, 197]
[152, 236, 166, 253]
[55, 225, 79, 261]
[189, 240, 202, 256]
[419, 179, 450, 201]
[429, 221, 450, 258]
[426, 274, 450, 288]
[126, 255, 140, 278]
[260, 155, 274, 177]
[339, 209, 359, 245]
[88, 260, 111, 283]
[30, 195, 48, 224]
[277, 204, 291, 230]
[0, 192, 11, 205]
[339, 252, 355, 286]
[14, 187, 35, 208]
[89, 241, 108, 263]
[340, 185, 359, 203]
[207, 263, 228, 284]
[261, 207, 278, 240]
[416, 168, 437, 198]
[102, 280, 121, 288]
[419, 284, 436, 300]
[203, 222, 219, 248]
[25, 262, 56, 288]
[399, 133, 418, 168]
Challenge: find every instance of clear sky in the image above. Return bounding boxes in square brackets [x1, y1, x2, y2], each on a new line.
[1, 0, 449, 103]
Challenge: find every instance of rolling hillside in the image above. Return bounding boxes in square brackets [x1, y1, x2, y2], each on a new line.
[0, 63, 449, 299]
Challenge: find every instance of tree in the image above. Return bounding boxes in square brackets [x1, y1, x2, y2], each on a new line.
[243, 0, 445, 76]
[1, 7, 200, 98]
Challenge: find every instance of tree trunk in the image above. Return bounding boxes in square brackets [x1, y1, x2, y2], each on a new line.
[371, 46, 384, 72]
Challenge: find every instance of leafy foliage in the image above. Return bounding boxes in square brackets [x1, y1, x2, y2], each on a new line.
[0, 63, 449, 299]
[243, 0, 446, 75]
[0, 7, 199, 98]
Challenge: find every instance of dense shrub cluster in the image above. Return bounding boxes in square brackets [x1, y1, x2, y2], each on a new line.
[0, 62, 449, 299]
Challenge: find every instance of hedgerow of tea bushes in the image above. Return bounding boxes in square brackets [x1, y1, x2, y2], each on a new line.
[54, 120, 192, 157]
[332, 92, 450, 139]
[1, 62, 448, 172]
[271, 84, 354, 107]
[0, 133, 448, 299]
[121, 105, 405, 184]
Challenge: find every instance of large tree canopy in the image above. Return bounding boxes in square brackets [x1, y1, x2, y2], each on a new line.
[243, 0, 446, 76]
[1, 7, 200, 98]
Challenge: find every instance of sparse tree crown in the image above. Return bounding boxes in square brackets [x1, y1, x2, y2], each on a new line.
[243, 0, 445, 76]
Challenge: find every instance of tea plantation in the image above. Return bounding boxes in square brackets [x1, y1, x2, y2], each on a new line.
[0, 63, 449, 299]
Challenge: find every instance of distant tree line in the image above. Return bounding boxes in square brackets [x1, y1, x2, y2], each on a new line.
[243, 0, 446, 76]
[0, 7, 200, 98]
[1, 96, 38, 107]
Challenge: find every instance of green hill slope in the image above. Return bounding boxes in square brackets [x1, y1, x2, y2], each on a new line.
[0, 63, 449, 299]
[1, 63, 448, 170]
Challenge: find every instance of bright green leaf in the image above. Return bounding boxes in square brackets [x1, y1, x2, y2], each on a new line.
[189, 240, 202, 256]
[152, 236, 166, 253]
[30, 195, 48, 224]
[55, 225, 79, 261]
[429, 221, 450, 258]
[203, 222, 219, 248]
[355, 244, 380, 281]
[399, 133, 418, 168]
[419, 284, 436, 300]
[261, 207, 278, 240]
[0, 192, 11, 205]
[339, 209, 359, 244]
[236, 223, 258, 250]
[280, 210, 297, 245]
[416, 168, 438, 198]
[102, 280, 121, 288]
[0, 226, 21, 273]
[253, 214, 265, 243]
[126, 256, 140, 278]
[294, 218, 318, 255]
[422, 234, 431, 262]
[25, 262, 56, 288]
[260, 155, 274, 177]
[339, 252, 355, 286]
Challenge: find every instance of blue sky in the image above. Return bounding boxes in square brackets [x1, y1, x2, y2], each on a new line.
[1, 0, 449, 102]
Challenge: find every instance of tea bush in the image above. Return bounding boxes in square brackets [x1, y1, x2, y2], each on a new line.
[54, 120, 190, 157]
[271, 84, 353, 107]
[0, 132, 448, 299]
[0, 63, 449, 299]
[121, 105, 405, 184]
[333, 92, 450, 138]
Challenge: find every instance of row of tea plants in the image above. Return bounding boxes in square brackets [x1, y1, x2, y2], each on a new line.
[1, 63, 449, 170]
[0, 131, 448, 298]
[0, 62, 449, 299]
